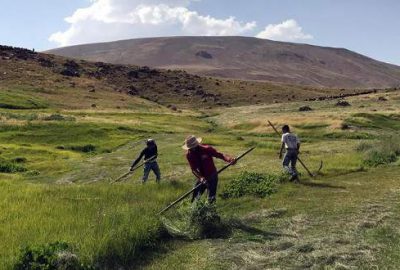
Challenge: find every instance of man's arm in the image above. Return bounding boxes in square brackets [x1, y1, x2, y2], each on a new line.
[131, 150, 145, 170]
[209, 146, 235, 164]
[153, 145, 158, 159]
[279, 142, 285, 159]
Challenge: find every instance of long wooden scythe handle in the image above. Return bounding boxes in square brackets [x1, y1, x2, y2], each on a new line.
[267, 120, 316, 177]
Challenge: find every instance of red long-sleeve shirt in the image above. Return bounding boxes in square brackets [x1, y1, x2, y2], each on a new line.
[186, 145, 231, 179]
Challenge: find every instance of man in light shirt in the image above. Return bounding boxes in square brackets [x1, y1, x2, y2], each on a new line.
[279, 125, 300, 182]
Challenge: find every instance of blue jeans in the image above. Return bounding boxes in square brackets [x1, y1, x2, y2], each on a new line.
[283, 149, 298, 177]
[143, 161, 161, 182]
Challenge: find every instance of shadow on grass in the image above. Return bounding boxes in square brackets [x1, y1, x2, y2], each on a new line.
[229, 219, 296, 240]
[130, 217, 296, 269]
[299, 181, 346, 189]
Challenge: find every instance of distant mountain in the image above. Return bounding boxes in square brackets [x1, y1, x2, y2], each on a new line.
[47, 36, 400, 89]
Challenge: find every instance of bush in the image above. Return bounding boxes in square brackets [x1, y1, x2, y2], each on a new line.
[43, 114, 75, 121]
[12, 157, 27, 163]
[359, 136, 400, 167]
[69, 144, 96, 153]
[0, 161, 27, 173]
[13, 241, 92, 270]
[364, 151, 398, 167]
[221, 172, 284, 199]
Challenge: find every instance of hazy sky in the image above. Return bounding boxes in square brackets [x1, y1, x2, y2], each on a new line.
[1, 0, 399, 65]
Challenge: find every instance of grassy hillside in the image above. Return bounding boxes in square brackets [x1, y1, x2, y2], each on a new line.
[1, 45, 400, 269]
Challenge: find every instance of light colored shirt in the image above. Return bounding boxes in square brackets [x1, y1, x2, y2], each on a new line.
[281, 133, 300, 149]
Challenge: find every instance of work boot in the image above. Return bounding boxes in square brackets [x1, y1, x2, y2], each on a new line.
[293, 175, 300, 183]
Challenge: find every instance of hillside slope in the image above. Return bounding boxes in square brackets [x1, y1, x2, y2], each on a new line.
[47, 36, 400, 89]
[1, 45, 375, 109]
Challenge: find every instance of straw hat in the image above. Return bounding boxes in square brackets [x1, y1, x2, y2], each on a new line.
[182, 135, 202, 150]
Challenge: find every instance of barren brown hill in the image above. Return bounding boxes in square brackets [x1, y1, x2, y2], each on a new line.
[47, 36, 400, 89]
[3, 44, 386, 110]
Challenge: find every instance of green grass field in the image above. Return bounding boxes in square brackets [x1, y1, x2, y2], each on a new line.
[1, 82, 400, 269]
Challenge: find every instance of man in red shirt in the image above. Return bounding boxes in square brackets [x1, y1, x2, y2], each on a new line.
[183, 135, 236, 203]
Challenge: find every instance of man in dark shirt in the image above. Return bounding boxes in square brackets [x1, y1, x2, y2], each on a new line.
[183, 135, 236, 203]
[131, 139, 160, 183]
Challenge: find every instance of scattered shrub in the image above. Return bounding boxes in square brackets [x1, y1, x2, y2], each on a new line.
[12, 157, 27, 163]
[26, 170, 40, 176]
[221, 172, 284, 199]
[378, 96, 388, 101]
[117, 126, 132, 131]
[299, 106, 313, 112]
[294, 123, 329, 130]
[236, 136, 245, 141]
[43, 114, 75, 121]
[340, 123, 350, 130]
[364, 151, 398, 167]
[336, 100, 351, 107]
[358, 137, 400, 167]
[13, 241, 92, 270]
[0, 161, 27, 173]
[69, 144, 96, 153]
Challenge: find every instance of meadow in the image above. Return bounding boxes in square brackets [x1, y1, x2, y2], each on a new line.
[1, 82, 400, 269]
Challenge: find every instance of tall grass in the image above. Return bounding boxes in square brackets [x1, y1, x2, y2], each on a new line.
[221, 171, 285, 199]
[0, 181, 186, 269]
[357, 136, 400, 167]
[0, 159, 27, 173]
[0, 91, 48, 109]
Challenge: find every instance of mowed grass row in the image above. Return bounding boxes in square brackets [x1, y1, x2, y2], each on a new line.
[146, 166, 400, 269]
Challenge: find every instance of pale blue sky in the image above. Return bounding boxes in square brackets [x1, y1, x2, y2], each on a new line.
[1, 0, 399, 65]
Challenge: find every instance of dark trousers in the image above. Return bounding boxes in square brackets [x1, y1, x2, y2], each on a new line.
[283, 149, 298, 177]
[142, 161, 161, 182]
[192, 175, 218, 203]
